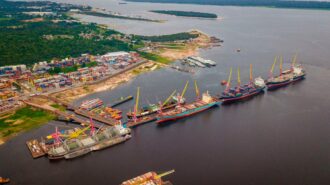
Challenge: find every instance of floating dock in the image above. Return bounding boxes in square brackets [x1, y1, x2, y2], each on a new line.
[109, 95, 133, 108]
[26, 139, 46, 158]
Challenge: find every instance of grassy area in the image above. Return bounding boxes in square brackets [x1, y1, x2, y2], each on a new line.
[138, 51, 172, 64]
[50, 104, 66, 112]
[158, 43, 185, 49]
[133, 32, 199, 42]
[0, 106, 56, 139]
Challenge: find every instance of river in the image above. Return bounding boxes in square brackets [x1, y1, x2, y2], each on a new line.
[1, 0, 330, 184]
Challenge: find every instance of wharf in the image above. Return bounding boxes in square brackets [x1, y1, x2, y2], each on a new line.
[26, 139, 46, 158]
[74, 109, 117, 126]
[125, 116, 157, 128]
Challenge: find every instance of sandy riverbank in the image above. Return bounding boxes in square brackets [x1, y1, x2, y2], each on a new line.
[151, 30, 215, 60]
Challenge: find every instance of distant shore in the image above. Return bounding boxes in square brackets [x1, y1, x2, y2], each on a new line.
[125, 0, 330, 11]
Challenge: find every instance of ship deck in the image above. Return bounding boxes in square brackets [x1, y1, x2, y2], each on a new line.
[26, 139, 46, 158]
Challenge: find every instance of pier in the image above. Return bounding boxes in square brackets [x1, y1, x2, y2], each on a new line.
[26, 139, 46, 158]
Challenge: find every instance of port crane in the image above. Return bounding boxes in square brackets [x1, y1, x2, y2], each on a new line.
[269, 56, 278, 78]
[176, 80, 189, 107]
[181, 81, 189, 98]
[162, 90, 177, 107]
[236, 67, 241, 92]
[47, 118, 95, 140]
[279, 56, 283, 76]
[194, 80, 200, 100]
[155, 169, 175, 179]
[250, 64, 253, 83]
[225, 67, 233, 93]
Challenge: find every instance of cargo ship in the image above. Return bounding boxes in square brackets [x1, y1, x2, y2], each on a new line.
[281, 55, 306, 82]
[266, 56, 293, 90]
[79, 98, 103, 111]
[156, 81, 219, 124]
[125, 115, 156, 128]
[46, 123, 131, 160]
[121, 169, 175, 185]
[126, 87, 184, 119]
[109, 95, 133, 108]
[220, 65, 266, 103]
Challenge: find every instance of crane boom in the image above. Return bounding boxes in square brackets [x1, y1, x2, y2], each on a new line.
[194, 80, 200, 99]
[237, 67, 241, 86]
[292, 54, 297, 66]
[271, 56, 277, 74]
[181, 81, 189, 98]
[135, 87, 140, 114]
[69, 125, 91, 139]
[250, 64, 253, 82]
[156, 169, 175, 179]
[226, 67, 233, 91]
[279, 56, 283, 75]
[162, 90, 176, 106]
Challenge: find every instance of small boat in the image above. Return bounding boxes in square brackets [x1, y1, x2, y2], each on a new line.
[220, 65, 266, 103]
[0, 177, 10, 184]
[109, 95, 133, 108]
[156, 81, 219, 124]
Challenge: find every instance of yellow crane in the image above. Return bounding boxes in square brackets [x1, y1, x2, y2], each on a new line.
[68, 126, 91, 139]
[155, 169, 175, 179]
[181, 81, 189, 98]
[135, 87, 140, 114]
[237, 67, 241, 86]
[270, 56, 277, 77]
[194, 80, 200, 99]
[162, 90, 176, 107]
[46, 126, 91, 140]
[226, 67, 233, 91]
[250, 64, 253, 82]
[292, 54, 297, 66]
[279, 56, 283, 75]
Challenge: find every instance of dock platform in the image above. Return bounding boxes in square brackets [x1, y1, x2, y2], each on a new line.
[26, 139, 46, 158]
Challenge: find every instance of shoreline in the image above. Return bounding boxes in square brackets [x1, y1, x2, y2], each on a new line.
[51, 31, 215, 103]
[51, 61, 157, 103]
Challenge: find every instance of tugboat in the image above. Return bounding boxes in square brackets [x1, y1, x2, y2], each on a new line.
[220, 65, 266, 104]
[156, 81, 219, 124]
[266, 56, 293, 90]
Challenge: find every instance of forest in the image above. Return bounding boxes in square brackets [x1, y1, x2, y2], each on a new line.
[127, 0, 330, 10]
[151, 10, 218, 18]
[133, 32, 199, 42]
[0, 0, 129, 66]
